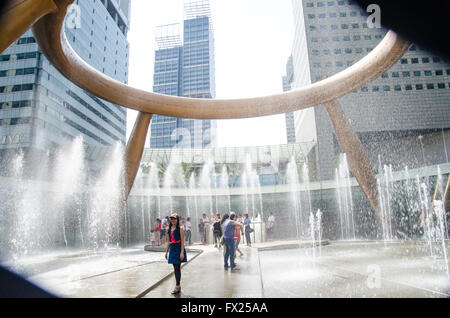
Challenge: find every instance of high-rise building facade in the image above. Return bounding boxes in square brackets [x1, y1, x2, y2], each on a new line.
[288, 0, 450, 180]
[282, 56, 297, 144]
[150, 0, 217, 149]
[0, 0, 130, 159]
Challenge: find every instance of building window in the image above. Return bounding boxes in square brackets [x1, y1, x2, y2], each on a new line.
[361, 86, 368, 92]
[341, 24, 348, 29]
[413, 71, 421, 77]
[426, 83, 434, 89]
[394, 85, 402, 91]
[383, 85, 390, 91]
[401, 58, 408, 64]
[438, 83, 445, 89]
[436, 70, 443, 76]
[405, 84, 412, 90]
[415, 84, 423, 90]
[433, 57, 441, 63]
[422, 57, 430, 63]
[334, 49, 342, 54]
[411, 58, 419, 64]
[372, 86, 380, 92]
[424, 70, 432, 76]
[381, 72, 388, 78]
[392, 72, 399, 78]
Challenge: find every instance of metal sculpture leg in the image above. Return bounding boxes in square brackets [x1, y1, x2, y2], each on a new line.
[124, 112, 152, 200]
[324, 99, 380, 219]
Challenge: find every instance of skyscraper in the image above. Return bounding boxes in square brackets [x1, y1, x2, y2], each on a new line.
[150, 0, 216, 149]
[282, 55, 296, 144]
[0, 0, 130, 162]
[287, 0, 450, 180]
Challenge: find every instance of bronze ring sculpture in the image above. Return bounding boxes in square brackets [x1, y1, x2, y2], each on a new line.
[0, 0, 411, 220]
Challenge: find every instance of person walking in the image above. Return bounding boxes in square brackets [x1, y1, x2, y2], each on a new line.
[244, 213, 252, 247]
[201, 213, 209, 244]
[198, 218, 206, 244]
[165, 213, 187, 295]
[222, 213, 243, 270]
[152, 218, 161, 246]
[266, 212, 275, 241]
[161, 216, 169, 245]
[212, 213, 222, 248]
[185, 216, 192, 245]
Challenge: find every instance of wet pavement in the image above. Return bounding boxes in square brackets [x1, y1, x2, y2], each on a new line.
[4, 240, 449, 298]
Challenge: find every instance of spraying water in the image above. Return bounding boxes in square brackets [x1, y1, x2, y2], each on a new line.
[336, 154, 356, 240]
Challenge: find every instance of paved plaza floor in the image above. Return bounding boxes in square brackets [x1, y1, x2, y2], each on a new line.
[4, 240, 449, 298]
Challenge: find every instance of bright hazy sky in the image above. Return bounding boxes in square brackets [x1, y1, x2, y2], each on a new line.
[126, 0, 295, 147]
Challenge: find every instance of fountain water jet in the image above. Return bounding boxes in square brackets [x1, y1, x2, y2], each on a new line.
[53, 136, 86, 247]
[87, 142, 125, 249]
[287, 157, 303, 244]
[336, 153, 356, 240]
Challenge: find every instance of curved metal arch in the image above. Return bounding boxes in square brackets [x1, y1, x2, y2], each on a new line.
[31, 0, 410, 119]
[0, 0, 413, 219]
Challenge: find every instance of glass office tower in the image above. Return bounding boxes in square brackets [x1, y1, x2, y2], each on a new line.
[0, 0, 130, 165]
[150, 0, 217, 149]
[288, 0, 450, 180]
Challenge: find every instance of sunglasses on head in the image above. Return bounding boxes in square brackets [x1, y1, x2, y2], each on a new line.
[170, 217, 177, 220]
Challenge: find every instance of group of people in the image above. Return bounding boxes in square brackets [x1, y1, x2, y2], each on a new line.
[149, 215, 193, 247]
[151, 211, 275, 295]
[198, 212, 254, 247]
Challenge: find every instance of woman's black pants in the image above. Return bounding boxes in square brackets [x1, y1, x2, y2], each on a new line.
[173, 264, 181, 285]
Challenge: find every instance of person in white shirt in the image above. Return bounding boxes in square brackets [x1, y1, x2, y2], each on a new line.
[201, 213, 209, 244]
[266, 212, 275, 241]
[185, 217, 192, 245]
